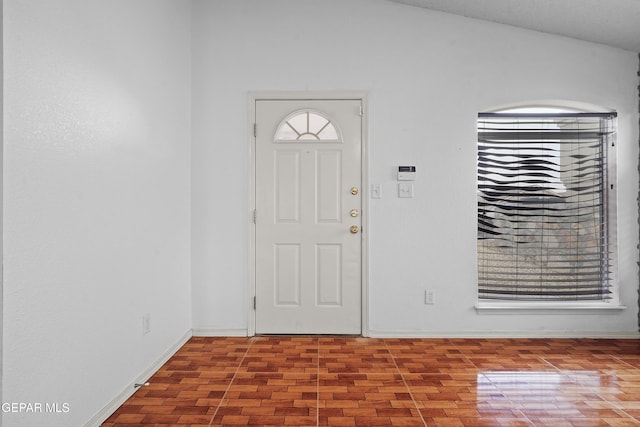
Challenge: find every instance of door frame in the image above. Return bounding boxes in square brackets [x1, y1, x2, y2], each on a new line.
[248, 91, 370, 337]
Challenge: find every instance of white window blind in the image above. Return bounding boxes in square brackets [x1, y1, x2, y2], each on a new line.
[477, 112, 616, 301]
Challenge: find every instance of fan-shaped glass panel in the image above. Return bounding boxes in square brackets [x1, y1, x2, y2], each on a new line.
[275, 111, 342, 142]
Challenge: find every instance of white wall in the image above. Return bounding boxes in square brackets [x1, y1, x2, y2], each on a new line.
[191, 0, 639, 336]
[0, 1, 4, 425]
[3, 1, 191, 426]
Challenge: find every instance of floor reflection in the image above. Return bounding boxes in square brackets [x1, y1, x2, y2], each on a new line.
[478, 370, 631, 423]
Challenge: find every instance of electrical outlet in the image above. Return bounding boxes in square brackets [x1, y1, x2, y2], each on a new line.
[425, 290, 435, 305]
[143, 313, 151, 335]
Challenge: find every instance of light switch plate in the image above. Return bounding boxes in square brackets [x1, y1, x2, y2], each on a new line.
[425, 290, 435, 305]
[371, 184, 382, 199]
[398, 183, 414, 198]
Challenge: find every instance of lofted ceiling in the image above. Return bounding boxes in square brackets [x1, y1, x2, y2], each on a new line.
[388, 0, 640, 52]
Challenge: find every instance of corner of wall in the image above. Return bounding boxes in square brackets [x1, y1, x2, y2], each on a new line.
[1, 0, 4, 424]
[83, 331, 192, 427]
[636, 52, 640, 332]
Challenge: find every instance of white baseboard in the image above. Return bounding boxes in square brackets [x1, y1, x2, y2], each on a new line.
[191, 328, 248, 337]
[367, 330, 640, 339]
[83, 330, 193, 427]
[187, 328, 640, 339]
[189, 328, 640, 339]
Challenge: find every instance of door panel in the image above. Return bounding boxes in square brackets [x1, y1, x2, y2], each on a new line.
[255, 99, 362, 334]
[274, 244, 301, 306]
[316, 244, 342, 306]
[275, 151, 301, 223]
[316, 150, 342, 223]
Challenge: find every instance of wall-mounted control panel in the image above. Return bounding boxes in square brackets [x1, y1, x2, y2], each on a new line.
[397, 166, 416, 181]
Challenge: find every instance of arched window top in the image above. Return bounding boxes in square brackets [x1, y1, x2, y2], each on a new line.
[477, 105, 612, 196]
[275, 110, 341, 142]
[483, 99, 615, 114]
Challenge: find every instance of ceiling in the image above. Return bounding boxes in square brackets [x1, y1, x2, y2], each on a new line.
[389, 0, 640, 52]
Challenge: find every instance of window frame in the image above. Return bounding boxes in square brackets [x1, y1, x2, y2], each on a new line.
[274, 109, 342, 143]
[475, 106, 622, 312]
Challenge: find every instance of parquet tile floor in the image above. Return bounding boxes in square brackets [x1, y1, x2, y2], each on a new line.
[102, 337, 640, 426]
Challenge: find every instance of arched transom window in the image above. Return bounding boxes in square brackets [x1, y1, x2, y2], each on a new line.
[275, 110, 341, 142]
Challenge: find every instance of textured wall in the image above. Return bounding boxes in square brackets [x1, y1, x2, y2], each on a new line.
[191, 0, 639, 336]
[0, 1, 4, 425]
[3, 1, 191, 425]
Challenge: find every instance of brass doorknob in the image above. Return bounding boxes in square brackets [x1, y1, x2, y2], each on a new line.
[350, 225, 360, 234]
[350, 209, 360, 217]
[350, 187, 359, 195]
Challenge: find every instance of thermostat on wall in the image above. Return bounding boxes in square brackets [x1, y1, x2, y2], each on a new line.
[398, 166, 416, 181]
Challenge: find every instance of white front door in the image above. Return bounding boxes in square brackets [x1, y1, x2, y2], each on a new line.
[255, 99, 362, 334]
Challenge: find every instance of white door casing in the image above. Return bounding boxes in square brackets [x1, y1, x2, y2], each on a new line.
[254, 99, 363, 334]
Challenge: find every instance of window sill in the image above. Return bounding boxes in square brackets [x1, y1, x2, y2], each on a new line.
[475, 301, 627, 315]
